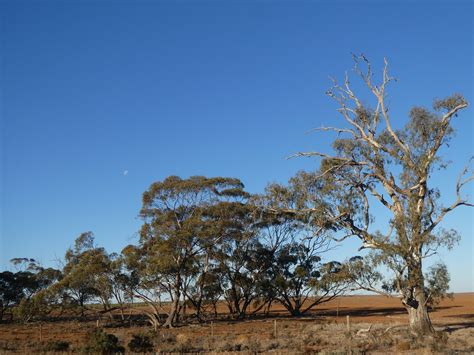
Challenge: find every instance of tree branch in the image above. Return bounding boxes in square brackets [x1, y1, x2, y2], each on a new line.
[422, 158, 474, 236]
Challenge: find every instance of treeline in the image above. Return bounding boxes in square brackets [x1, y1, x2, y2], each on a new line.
[1, 174, 361, 327]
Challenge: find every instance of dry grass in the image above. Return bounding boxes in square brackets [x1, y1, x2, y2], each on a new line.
[0, 293, 473, 353]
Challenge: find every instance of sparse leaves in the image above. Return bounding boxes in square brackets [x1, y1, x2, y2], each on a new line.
[295, 56, 471, 335]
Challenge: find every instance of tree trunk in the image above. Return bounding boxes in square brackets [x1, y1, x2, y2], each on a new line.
[264, 300, 272, 315]
[408, 306, 433, 334]
[291, 309, 302, 317]
[405, 261, 434, 336]
[293, 298, 303, 316]
[407, 289, 434, 335]
[145, 311, 161, 331]
[163, 275, 181, 328]
[79, 297, 85, 317]
[119, 306, 125, 322]
[163, 295, 179, 328]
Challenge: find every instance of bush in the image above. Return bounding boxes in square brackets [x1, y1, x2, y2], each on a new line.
[42, 340, 70, 352]
[13, 292, 51, 323]
[128, 333, 154, 353]
[83, 328, 124, 354]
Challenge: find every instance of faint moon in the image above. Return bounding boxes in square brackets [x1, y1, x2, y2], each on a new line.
[123, 170, 129, 176]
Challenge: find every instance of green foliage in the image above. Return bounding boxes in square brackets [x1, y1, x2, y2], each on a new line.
[425, 263, 451, 307]
[53, 232, 117, 316]
[216, 237, 273, 318]
[13, 290, 53, 323]
[129, 175, 252, 326]
[127, 333, 154, 352]
[83, 328, 125, 354]
[42, 340, 70, 352]
[0, 259, 61, 321]
[433, 93, 467, 112]
[0, 271, 25, 319]
[249, 178, 351, 316]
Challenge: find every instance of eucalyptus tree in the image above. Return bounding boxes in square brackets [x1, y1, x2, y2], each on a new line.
[215, 237, 274, 319]
[136, 175, 250, 327]
[1, 259, 61, 322]
[0, 270, 37, 321]
[53, 232, 114, 316]
[121, 243, 162, 329]
[107, 253, 135, 321]
[0, 271, 22, 320]
[254, 181, 350, 317]
[293, 56, 471, 335]
[185, 199, 256, 320]
[270, 240, 350, 316]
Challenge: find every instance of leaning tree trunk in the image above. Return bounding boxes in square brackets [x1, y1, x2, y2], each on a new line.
[163, 292, 179, 328]
[404, 262, 435, 336]
[163, 275, 181, 328]
[163, 294, 179, 328]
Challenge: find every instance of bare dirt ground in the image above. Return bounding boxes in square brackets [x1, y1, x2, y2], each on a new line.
[0, 293, 473, 353]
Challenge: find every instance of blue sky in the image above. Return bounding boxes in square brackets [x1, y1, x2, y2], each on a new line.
[1, 1, 473, 291]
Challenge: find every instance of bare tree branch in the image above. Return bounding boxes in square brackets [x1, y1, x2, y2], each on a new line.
[422, 158, 474, 237]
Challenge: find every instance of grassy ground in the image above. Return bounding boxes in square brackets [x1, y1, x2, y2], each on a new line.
[0, 293, 473, 353]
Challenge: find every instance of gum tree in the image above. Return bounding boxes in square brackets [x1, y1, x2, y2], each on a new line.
[294, 56, 471, 335]
[53, 232, 113, 317]
[253, 181, 350, 317]
[136, 175, 250, 327]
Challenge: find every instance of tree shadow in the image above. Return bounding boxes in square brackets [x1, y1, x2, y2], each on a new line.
[313, 306, 407, 318]
[307, 304, 462, 319]
[440, 321, 474, 333]
[443, 313, 474, 319]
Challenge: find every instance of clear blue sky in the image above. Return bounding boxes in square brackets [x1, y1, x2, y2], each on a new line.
[1, 1, 473, 291]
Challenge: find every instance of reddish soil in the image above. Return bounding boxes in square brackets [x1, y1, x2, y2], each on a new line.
[304, 292, 474, 326]
[0, 293, 472, 353]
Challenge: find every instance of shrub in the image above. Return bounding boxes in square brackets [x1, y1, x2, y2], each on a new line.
[83, 328, 124, 354]
[42, 340, 70, 352]
[128, 333, 154, 353]
[13, 292, 51, 323]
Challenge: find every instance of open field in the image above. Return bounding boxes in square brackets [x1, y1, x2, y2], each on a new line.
[0, 293, 473, 353]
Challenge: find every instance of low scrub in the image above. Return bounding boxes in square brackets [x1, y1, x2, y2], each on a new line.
[42, 340, 70, 352]
[83, 328, 125, 354]
[127, 333, 154, 353]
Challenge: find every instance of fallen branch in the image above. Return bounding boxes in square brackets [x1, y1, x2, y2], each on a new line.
[356, 324, 373, 337]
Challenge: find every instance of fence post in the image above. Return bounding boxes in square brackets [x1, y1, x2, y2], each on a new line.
[346, 315, 351, 331]
[273, 319, 277, 338]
